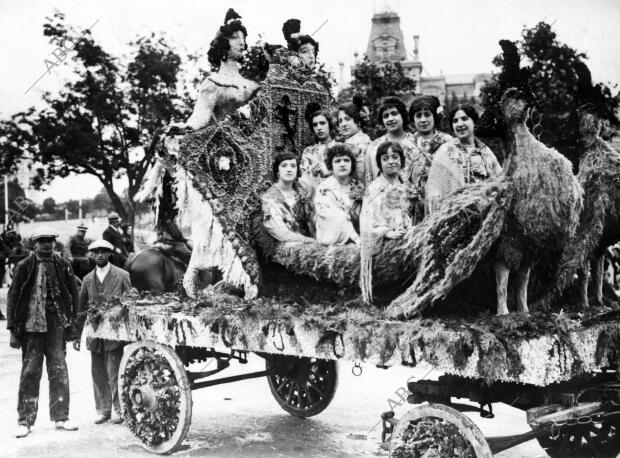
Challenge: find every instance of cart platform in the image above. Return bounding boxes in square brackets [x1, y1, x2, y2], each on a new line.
[84, 291, 620, 386]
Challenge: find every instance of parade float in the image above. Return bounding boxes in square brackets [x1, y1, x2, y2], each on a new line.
[84, 12, 620, 457]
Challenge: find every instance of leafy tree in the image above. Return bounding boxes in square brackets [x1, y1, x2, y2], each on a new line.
[339, 56, 417, 137]
[0, 11, 195, 224]
[479, 22, 619, 167]
[42, 197, 57, 214]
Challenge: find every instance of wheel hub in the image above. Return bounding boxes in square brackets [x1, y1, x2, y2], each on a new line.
[131, 385, 158, 412]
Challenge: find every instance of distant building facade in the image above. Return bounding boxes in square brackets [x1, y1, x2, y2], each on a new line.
[349, 6, 492, 107]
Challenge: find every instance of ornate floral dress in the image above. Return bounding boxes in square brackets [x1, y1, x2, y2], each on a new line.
[344, 131, 371, 182]
[300, 139, 338, 193]
[261, 184, 313, 243]
[426, 137, 502, 213]
[364, 132, 417, 186]
[360, 175, 415, 301]
[313, 176, 363, 245]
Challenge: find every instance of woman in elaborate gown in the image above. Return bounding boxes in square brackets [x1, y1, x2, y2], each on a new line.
[262, 153, 314, 243]
[426, 104, 502, 213]
[314, 144, 363, 245]
[338, 97, 371, 182]
[364, 97, 417, 186]
[408, 95, 453, 222]
[360, 142, 415, 302]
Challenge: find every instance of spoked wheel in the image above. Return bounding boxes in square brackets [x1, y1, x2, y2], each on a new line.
[535, 417, 620, 458]
[389, 404, 492, 458]
[266, 355, 338, 418]
[119, 341, 192, 454]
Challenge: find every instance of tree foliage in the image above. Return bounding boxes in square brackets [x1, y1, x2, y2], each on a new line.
[340, 56, 417, 137]
[479, 22, 619, 166]
[0, 11, 195, 223]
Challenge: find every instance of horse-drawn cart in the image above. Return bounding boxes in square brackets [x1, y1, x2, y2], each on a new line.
[84, 293, 620, 456]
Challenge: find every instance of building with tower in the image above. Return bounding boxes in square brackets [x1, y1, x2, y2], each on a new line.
[347, 2, 492, 107]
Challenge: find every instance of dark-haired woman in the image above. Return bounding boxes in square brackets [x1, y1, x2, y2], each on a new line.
[185, 9, 259, 130]
[364, 97, 416, 186]
[262, 153, 314, 243]
[360, 142, 415, 301]
[300, 109, 338, 193]
[338, 98, 371, 182]
[408, 95, 453, 220]
[314, 145, 363, 245]
[426, 104, 502, 213]
[282, 18, 319, 68]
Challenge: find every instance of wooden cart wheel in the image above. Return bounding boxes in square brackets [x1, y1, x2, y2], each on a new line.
[389, 403, 492, 458]
[534, 416, 620, 458]
[266, 355, 338, 418]
[118, 341, 193, 454]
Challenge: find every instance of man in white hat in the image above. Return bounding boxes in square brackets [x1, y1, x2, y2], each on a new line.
[102, 212, 129, 267]
[75, 239, 132, 424]
[6, 226, 80, 438]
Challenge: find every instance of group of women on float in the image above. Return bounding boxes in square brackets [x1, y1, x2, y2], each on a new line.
[261, 95, 503, 249]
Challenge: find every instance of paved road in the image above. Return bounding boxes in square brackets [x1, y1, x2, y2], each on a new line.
[0, 290, 547, 457]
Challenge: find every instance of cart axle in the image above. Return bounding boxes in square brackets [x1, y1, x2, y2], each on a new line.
[190, 370, 272, 390]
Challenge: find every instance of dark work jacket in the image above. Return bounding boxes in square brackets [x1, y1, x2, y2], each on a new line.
[7, 253, 79, 338]
[103, 226, 129, 258]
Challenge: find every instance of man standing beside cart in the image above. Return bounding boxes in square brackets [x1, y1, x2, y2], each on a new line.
[6, 226, 80, 438]
[75, 239, 132, 424]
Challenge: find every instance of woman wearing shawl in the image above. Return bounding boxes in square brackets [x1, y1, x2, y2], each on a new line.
[300, 108, 338, 194]
[337, 97, 371, 182]
[360, 142, 415, 302]
[262, 153, 314, 243]
[408, 95, 453, 222]
[426, 104, 502, 213]
[314, 144, 364, 245]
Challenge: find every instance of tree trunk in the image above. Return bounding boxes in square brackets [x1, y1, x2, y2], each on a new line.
[101, 180, 129, 222]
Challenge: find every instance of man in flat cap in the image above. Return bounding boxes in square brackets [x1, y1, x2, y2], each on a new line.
[102, 212, 129, 267]
[6, 226, 79, 438]
[65, 222, 91, 278]
[75, 239, 132, 424]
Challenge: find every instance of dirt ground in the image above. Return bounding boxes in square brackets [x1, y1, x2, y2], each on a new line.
[0, 288, 549, 458]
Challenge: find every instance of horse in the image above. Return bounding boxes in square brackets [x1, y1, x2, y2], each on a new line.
[125, 247, 187, 294]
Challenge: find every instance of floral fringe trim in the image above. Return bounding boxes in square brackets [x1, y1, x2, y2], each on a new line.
[176, 169, 258, 299]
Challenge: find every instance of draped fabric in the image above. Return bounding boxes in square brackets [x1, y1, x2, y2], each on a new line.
[345, 131, 371, 182]
[314, 176, 361, 245]
[300, 140, 338, 194]
[426, 137, 502, 213]
[261, 184, 313, 243]
[360, 175, 415, 302]
[409, 130, 453, 221]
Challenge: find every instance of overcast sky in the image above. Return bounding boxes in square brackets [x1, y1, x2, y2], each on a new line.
[1, 0, 619, 203]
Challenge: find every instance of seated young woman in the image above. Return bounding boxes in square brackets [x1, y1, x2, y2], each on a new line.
[360, 141, 415, 301]
[314, 144, 363, 246]
[262, 152, 314, 243]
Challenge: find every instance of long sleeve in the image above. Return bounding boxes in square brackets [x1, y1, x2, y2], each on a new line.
[262, 190, 313, 243]
[77, 279, 89, 338]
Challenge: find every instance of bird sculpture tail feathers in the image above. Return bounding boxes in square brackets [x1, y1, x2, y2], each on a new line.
[386, 180, 513, 319]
